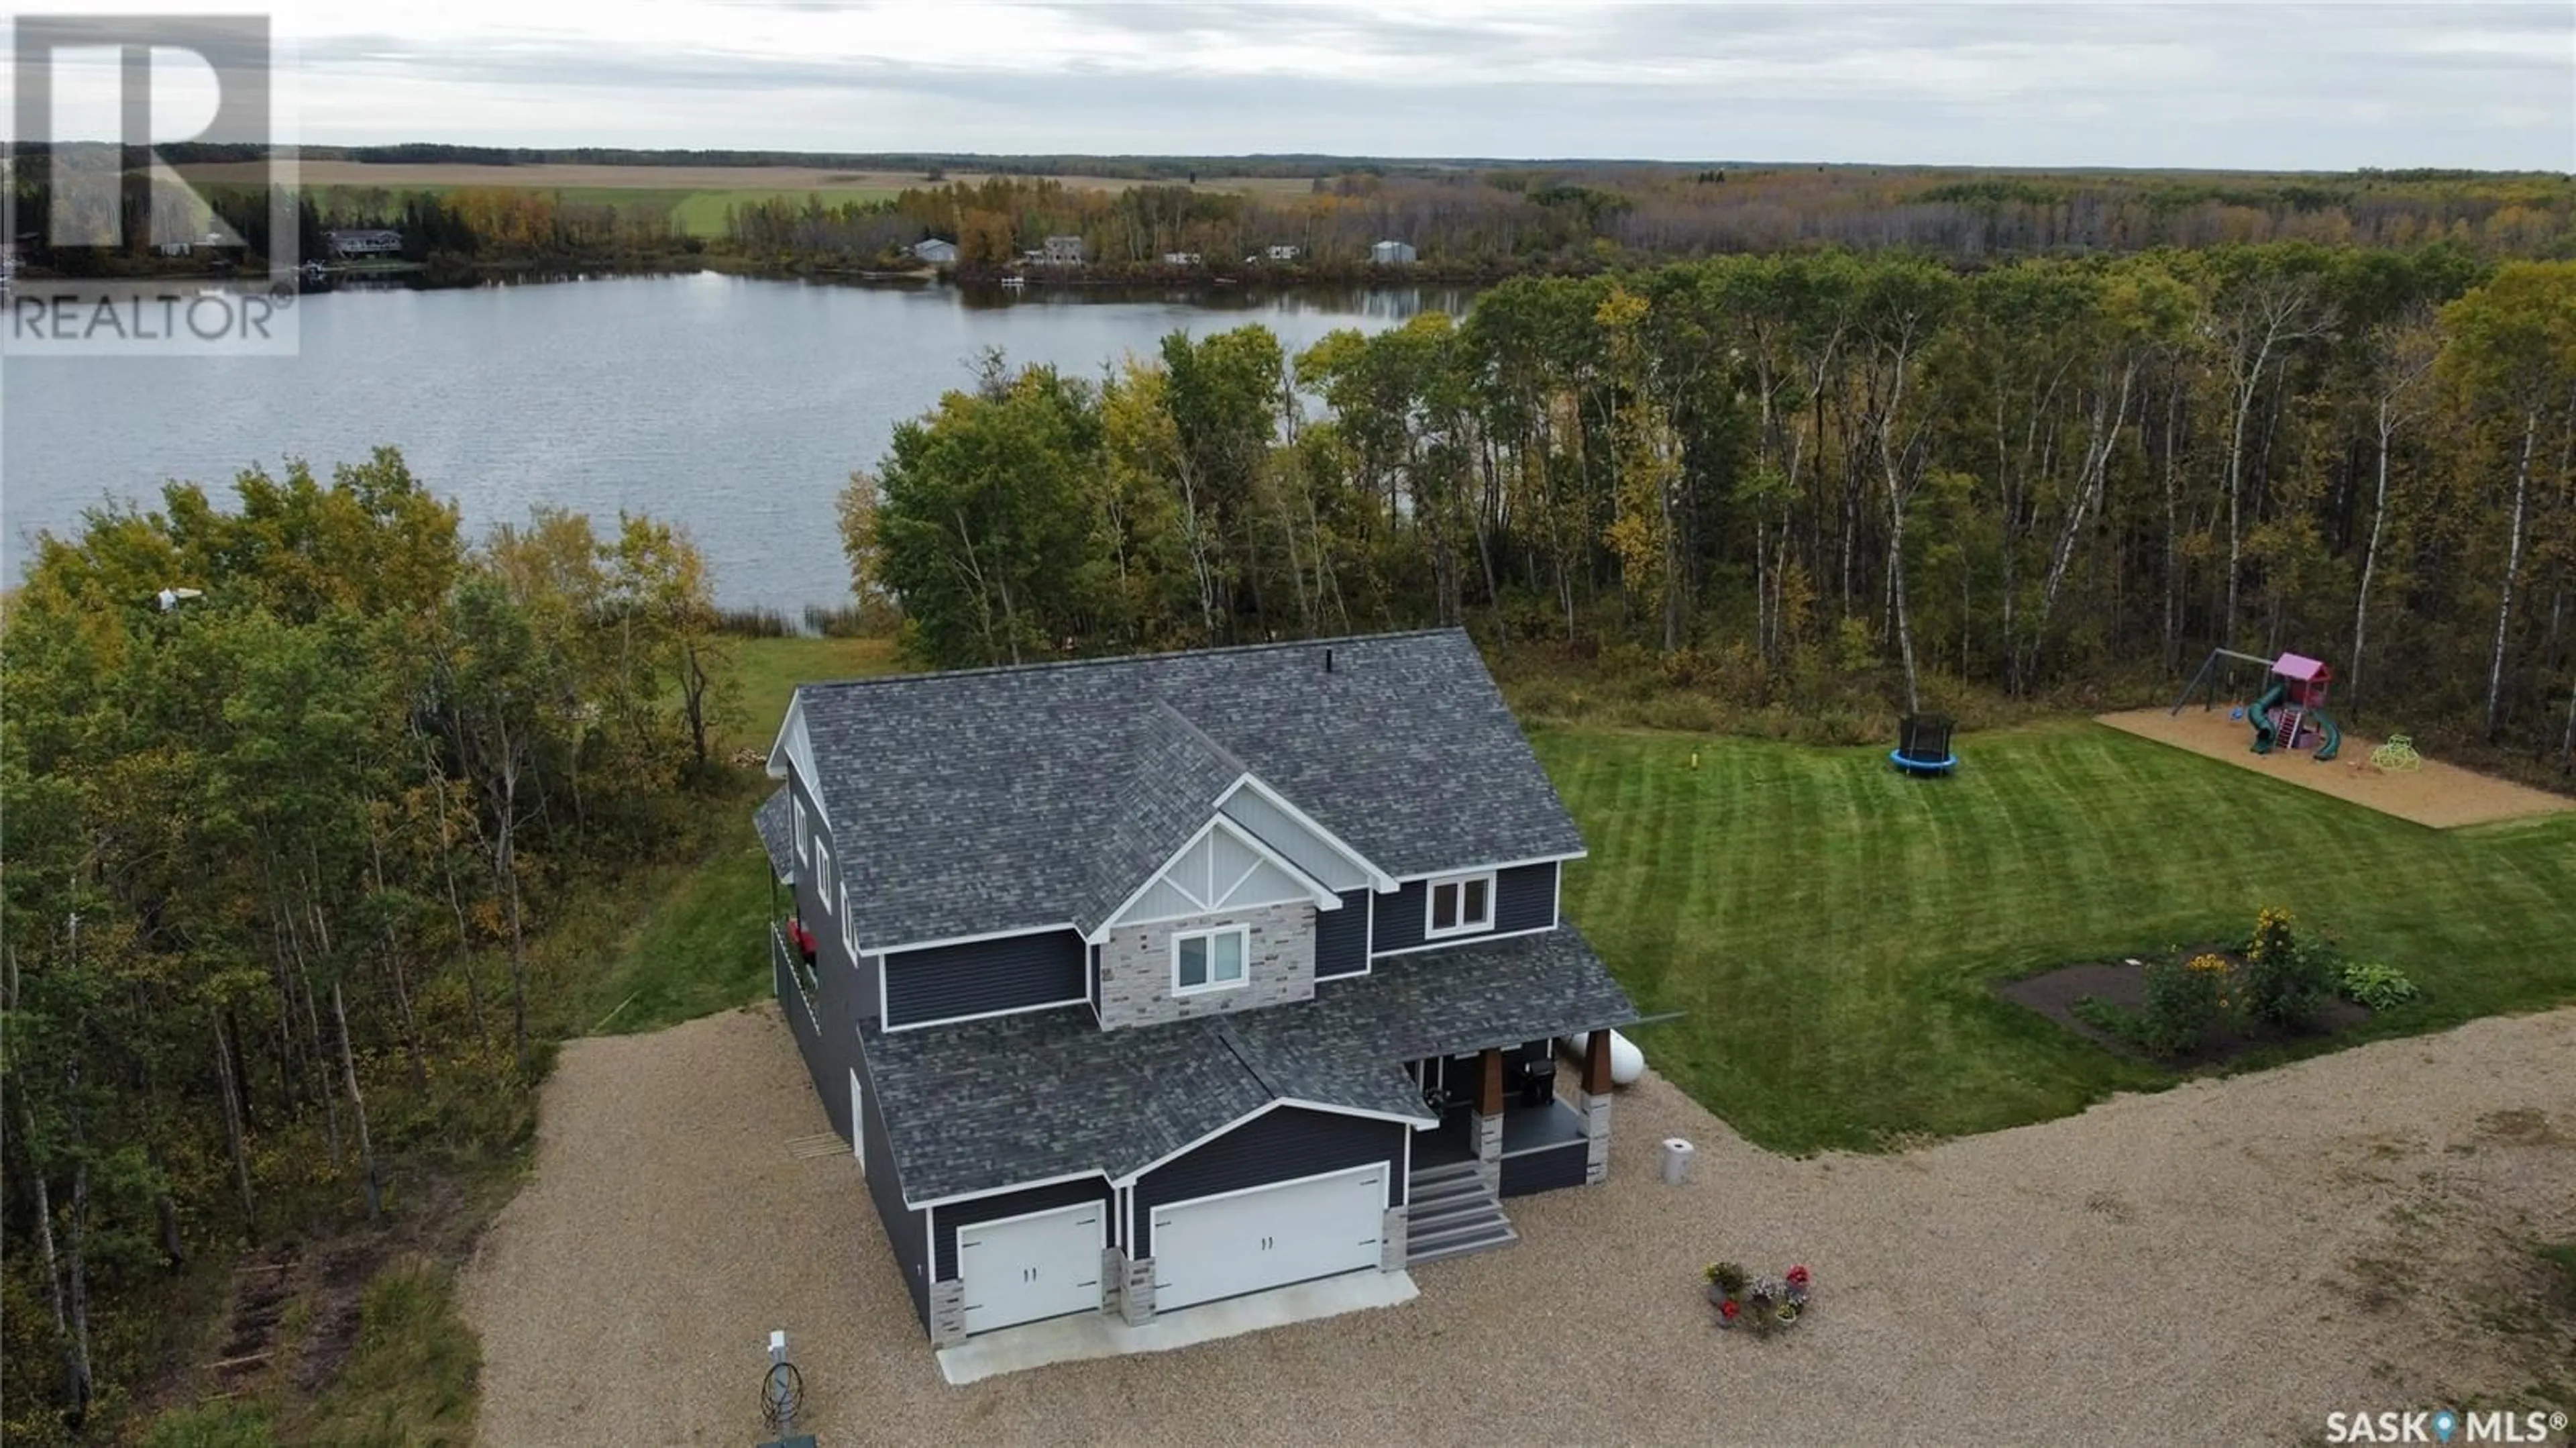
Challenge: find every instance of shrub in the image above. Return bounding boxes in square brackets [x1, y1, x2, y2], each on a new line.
[2340, 960, 2420, 1011]
[2072, 994, 2145, 1042]
[1704, 1260, 1750, 1296]
[2243, 909, 2337, 1030]
[2141, 954, 2233, 1055]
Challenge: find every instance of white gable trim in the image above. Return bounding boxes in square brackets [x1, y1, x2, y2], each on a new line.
[904, 1168, 1112, 1214]
[1089, 816, 1340, 943]
[765, 696, 830, 828]
[1110, 1096, 1434, 1188]
[1218, 774, 1395, 892]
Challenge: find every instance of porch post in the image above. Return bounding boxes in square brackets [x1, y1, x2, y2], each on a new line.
[1578, 1030, 1615, 1184]
[1470, 1047, 1504, 1194]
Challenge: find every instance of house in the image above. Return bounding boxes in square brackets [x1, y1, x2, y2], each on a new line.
[912, 238, 959, 265]
[1264, 244, 1300, 262]
[755, 629, 1638, 1351]
[1371, 239, 1417, 265]
[1160, 251, 1201, 266]
[1042, 234, 1085, 266]
[324, 228, 402, 258]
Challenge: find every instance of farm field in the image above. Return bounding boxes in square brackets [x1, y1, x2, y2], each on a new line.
[1540, 721, 2576, 1153]
[173, 160, 1319, 236]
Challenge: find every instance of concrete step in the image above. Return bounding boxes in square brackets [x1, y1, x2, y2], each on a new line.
[1406, 1214, 1519, 1265]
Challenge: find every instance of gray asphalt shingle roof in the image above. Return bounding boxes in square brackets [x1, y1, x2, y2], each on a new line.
[753, 788, 796, 880]
[861, 925, 1637, 1203]
[783, 629, 1583, 951]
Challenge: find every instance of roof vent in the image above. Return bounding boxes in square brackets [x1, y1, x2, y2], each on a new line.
[1324, 647, 1335, 674]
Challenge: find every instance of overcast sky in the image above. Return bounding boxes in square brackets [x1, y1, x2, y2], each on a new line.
[25, 1, 2576, 170]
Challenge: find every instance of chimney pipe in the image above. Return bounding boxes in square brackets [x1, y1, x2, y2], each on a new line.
[1325, 648, 1334, 674]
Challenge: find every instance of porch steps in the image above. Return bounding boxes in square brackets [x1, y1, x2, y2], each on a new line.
[1405, 1159, 1517, 1266]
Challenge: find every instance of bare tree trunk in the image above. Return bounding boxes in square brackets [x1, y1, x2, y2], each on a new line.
[15, 1097, 83, 1416]
[2485, 407, 2539, 739]
[334, 978, 382, 1220]
[2351, 399, 2397, 715]
[212, 1011, 258, 1239]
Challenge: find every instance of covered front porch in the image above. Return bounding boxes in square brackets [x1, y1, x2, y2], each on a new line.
[1399, 1029, 1623, 1264]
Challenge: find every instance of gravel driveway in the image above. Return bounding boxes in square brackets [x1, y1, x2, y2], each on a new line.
[461, 1004, 2576, 1447]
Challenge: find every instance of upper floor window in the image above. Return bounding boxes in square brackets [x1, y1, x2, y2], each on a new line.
[1173, 925, 1248, 994]
[816, 840, 835, 912]
[1425, 872, 1495, 939]
[843, 892, 861, 964]
[794, 798, 808, 862]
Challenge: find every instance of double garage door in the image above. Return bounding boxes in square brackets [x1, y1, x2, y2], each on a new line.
[955, 1165, 1387, 1337]
[1150, 1163, 1386, 1313]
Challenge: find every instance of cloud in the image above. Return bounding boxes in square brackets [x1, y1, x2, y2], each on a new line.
[259, 1, 2573, 168]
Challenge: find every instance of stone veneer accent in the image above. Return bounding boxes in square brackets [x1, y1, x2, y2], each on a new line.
[1470, 1110, 1504, 1196]
[1578, 1090, 1613, 1184]
[1101, 1246, 1127, 1314]
[1379, 1206, 1409, 1271]
[1120, 1255, 1158, 1325]
[1095, 900, 1316, 1030]
[928, 1278, 967, 1347]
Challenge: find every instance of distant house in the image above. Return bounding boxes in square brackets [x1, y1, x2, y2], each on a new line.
[325, 229, 402, 258]
[912, 238, 959, 265]
[1161, 251, 1202, 266]
[1042, 235, 1085, 266]
[1265, 244, 1300, 262]
[1371, 240, 1417, 266]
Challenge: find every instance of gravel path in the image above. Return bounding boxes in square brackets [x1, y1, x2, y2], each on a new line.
[462, 1004, 2576, 1447]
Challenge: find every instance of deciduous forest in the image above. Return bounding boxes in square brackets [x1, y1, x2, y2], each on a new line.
[844, 244, 2576, 769]
[0, 457, 739, 1441]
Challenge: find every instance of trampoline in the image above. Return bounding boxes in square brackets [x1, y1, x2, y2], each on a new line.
[1891, 713, 1957, 776]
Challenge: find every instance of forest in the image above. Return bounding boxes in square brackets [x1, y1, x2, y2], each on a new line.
[0, 456, 739, 1441]
[843, 244, 2576, 770]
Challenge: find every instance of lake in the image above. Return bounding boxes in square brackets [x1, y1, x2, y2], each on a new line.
[0, 272, 1471, 611]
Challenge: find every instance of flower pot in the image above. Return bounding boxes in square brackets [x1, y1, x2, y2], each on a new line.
[1705, 1282, 1728, 1306]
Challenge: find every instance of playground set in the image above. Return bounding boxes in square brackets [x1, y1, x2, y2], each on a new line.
[2171, 648, 2343, 763]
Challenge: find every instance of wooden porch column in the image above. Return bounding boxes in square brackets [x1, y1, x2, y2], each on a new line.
[1582, 1029, 1614, 1095]
[1476, 1047, 1505, 1117]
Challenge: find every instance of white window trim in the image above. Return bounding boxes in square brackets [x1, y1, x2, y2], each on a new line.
[1171, 924, 1251, 996]
[843, 894, 861, 964]
[793, 797, 808, 862]
[816, 840, 835, 913]
[1423, 871, 1497, 940]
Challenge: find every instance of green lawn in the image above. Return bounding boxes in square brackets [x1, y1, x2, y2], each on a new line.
[581, 635, 901, 1035]
[1539, 720, 2576, 1154]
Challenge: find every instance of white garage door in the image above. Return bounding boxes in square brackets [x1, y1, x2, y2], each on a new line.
[957, 1201, 1104, 1335]
[1150, 1163, 1386, 1312]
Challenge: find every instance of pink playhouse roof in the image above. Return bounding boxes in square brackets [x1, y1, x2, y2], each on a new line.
[2273, 652, 2328, 682]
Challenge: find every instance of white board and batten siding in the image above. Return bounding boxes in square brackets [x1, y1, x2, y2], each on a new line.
[956, 1201, 1105, 1335]
[1113, 817, 1319, 928]
[1149, 1163, 1388, 1312]
[1217, 786, 1375, 893]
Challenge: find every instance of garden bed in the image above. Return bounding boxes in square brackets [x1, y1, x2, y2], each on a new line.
[2000, 950, 2373, 1068]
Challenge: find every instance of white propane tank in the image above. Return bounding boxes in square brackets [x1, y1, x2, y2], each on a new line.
[1558, 1029, 1646, 1086]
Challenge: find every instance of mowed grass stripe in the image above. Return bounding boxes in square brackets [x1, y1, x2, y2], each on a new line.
[1534, 721, 2576, 1153]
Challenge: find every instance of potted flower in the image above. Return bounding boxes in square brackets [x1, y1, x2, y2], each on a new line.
[1702, 1261, 1748, 1306]
[1716, 1298, 1741, 1330]
[1784, 1263, 1811, 1309]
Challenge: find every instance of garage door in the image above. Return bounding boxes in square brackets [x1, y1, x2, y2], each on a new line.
[957, 1202, 1104, 1335]
[1150, 1164, 1385, 1312]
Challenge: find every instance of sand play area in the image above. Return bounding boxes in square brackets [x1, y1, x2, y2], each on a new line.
[2096, 707, 2574, 829]
[463, 1006, 2576, 1447]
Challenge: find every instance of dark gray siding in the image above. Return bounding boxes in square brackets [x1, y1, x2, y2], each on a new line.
[1495, 862, 1558, 933]
[1313, 888, 1370, 978]
[1370, 862, 1560, 956]
[883, 930, 1087, 1029]
[855, 1042, 932, 1327]
[1499, 1141, 1588, 1198]
[774, 931, 862, 1143]
[1134, 1107, 1405, 1260]
[932, 1178, 1116, 1282]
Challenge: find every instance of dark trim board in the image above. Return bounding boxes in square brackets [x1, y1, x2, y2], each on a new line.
[884, 929, 1088, 1029]
[1132, 1106, 1406, 1260]
[855, 1043, 932, 1325]
[1369, 862, 1558, 955]
[932, 1177, 1117, 1282]
[1499, 1140, 1588, 1198]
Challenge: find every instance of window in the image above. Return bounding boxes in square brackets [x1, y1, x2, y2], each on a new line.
[843, 892, 861, 964]
[1425, 872, 1495, 939]
[1173, 926, 1249, 994]
[816, 841, 833, 913]
[793, 798, 808, 862]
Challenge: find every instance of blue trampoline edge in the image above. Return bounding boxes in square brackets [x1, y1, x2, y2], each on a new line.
[1890, 749, 1958, 776]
